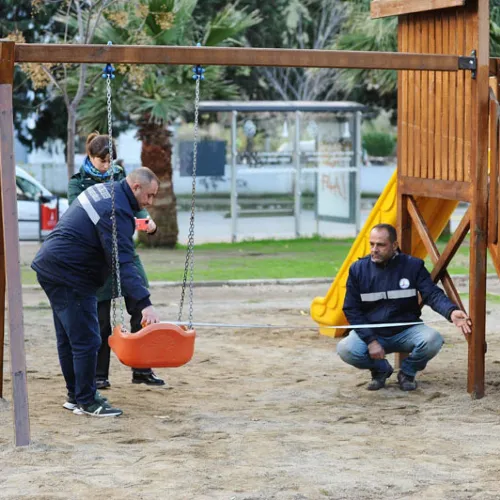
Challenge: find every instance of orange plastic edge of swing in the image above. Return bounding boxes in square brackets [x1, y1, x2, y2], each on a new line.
[109, 323, 196, 369]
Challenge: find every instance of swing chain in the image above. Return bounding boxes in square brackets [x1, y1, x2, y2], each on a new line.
[103, 48, 125, 329]
[178, 70, 202, 329]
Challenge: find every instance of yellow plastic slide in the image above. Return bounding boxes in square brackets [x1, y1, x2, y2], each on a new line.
[310, 170, 460, 337]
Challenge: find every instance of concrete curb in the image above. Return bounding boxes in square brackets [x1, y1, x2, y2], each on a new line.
[20, 274, 497, 290]
[150, 277, 335, 287]
[22, 277, 334, 290]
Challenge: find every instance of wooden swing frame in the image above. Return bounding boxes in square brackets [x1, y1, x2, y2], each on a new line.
[0, 0, 492, 446]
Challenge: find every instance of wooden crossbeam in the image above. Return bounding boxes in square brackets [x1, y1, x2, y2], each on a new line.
[497, 121, 500, 244]
[12, 43, 462, 71]
[406, 196, 465, 312]
[490, 58, 500, 76]
[399, 177, 471, 202]
[488, 244, 500, 277]
[429, 207, 471, 284]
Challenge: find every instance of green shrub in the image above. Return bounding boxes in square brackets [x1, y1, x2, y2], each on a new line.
[362, 131, 396, 157]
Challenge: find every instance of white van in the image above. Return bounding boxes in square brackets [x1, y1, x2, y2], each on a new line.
[16, 166, 69, 240]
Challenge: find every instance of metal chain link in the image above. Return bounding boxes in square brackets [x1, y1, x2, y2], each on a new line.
[178, 76, 201, 329]
[106, 69, 125, 328]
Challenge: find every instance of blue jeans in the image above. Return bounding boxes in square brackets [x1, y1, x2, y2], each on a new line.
[336, 324, 444, 377]
[38, 275, 101, 405]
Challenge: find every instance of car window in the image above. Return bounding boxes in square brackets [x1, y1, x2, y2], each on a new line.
[16, 176, 41, 201]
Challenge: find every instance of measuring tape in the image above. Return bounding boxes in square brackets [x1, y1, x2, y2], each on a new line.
[159, 319, 449, 330]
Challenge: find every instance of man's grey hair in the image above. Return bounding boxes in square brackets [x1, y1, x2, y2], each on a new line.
[127, 167, 160, 187]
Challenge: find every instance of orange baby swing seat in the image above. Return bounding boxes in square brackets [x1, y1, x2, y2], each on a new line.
[103, 54, 201, 371]
[109, 323, 196, 369]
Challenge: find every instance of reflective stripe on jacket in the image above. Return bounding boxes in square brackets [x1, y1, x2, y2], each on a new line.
[68, 164, 149, 302]
[32, 179, 151, 311]
[342, 253, 458, 344]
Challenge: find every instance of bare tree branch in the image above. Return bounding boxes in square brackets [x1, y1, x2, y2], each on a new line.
[87, 0, 122, 43]
[253, 1, 346, 102]
[72, 63, 88, 110]
[298, 11, 304, 50]
[40, 64, 70, 109]
[259, 67, 290, 100]
[62, 0, 73, 97]
[80, 70, 104, 100]
[75, 0, 84, 41]
[63, 0, 72, 43]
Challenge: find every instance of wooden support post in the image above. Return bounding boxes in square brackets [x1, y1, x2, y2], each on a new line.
[0, 80, 4, 399]
[0, 133, 4, 399]
[0, 42, 8, 399]
[0, 40, 30, 445]
[396, 194, 412, 368]
[468, 0, 489, 399]
[488, 87, 498, 245]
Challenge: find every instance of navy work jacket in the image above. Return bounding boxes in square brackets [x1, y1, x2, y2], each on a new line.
[32, 179, 151, 311]
[342, 253, 458, 345]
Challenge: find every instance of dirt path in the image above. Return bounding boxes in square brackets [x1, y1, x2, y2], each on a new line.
[2, 282, 500, 499]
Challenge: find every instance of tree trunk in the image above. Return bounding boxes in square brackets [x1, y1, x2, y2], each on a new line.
[137, 117, 178, 248]
[66, 108, 77, 179]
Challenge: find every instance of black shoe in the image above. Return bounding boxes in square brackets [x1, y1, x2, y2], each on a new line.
[367, 366, 394, 391]
[132, 371, 165, 386]
[96, 379, 111, 390]
[397, 371, 418, 391]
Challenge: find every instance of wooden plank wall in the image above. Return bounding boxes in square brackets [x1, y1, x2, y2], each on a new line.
[372, 0, 465, 19]
[398, 5, 475, 185]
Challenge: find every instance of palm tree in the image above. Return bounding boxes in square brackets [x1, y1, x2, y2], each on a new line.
[333, 1, 397, 109]
[80, 0, 261, 247]
[334, 0, 500, 106]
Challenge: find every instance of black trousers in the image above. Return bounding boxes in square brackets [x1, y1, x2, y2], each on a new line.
[96, 298, 151, 379]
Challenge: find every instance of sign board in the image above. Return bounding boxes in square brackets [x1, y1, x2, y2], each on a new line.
[316, 166, 357, 223]
[179, 140, 226, 177]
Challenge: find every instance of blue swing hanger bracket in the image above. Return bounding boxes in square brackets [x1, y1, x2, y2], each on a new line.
[192, 43, 205, 81]
[102, 63, 115, 79]
[102, 41, 116, 79]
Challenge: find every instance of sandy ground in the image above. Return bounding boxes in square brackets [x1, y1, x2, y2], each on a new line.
[2, 281, 500, 499]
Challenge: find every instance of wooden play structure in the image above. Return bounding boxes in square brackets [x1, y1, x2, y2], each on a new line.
[311, 0, 491, 399]
[0, 0, 493, 446]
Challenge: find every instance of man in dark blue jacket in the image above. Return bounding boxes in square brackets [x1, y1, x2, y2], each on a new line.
[338, 223, 471, 391]
[32, 167, 161, 416]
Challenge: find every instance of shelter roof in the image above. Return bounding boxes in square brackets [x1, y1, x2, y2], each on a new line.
[198, 101, 367, 113]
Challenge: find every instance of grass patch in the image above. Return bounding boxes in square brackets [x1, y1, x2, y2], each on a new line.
[21, 236, 491, 285]
[460, 292, 500, 305]
[144, 237, 352, 281]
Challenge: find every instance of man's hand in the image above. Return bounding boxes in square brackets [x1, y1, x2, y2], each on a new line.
[141, 305, 160, 326]
[451, 309, 472, 336]
[368, 340, 385, 360]
[146, 218, 157, 234]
